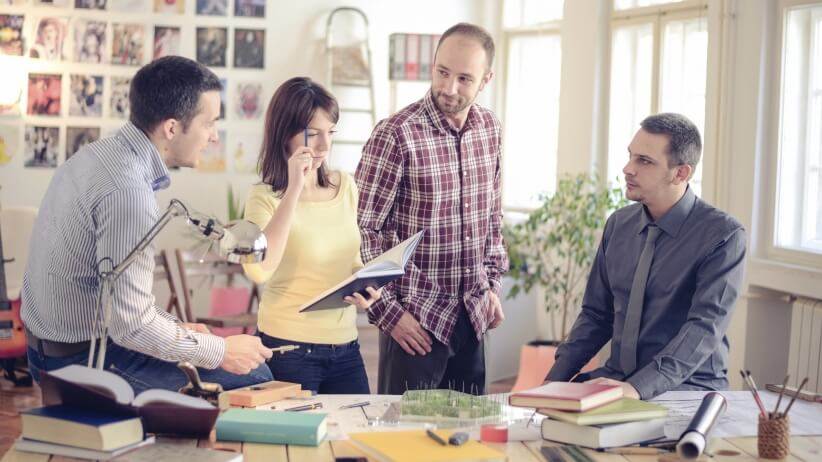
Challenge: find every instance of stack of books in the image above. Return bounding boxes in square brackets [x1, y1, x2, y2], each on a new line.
[16, 405, 155, 460]
[509, 382, 669, 448]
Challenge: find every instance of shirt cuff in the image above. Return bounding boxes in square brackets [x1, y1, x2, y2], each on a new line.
[368, 298, 406, 334]
[627, 363, 674, 400]
[190, 332, 226, 370]
[487, 276, 502, 295]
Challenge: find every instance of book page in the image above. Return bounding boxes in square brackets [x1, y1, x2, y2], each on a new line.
[132, 389, 215, 410]
[48, 364, 134, 405]
[363, 230, 424, 274]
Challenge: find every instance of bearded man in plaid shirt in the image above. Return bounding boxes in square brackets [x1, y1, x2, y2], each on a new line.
[356, 23, 508, 395]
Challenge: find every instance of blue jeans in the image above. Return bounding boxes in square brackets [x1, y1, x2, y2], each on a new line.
[259, 332, 369, 394]
[27, 342, 272, 395]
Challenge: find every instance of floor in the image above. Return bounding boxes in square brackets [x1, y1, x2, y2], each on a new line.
[0, 324, 516, 456]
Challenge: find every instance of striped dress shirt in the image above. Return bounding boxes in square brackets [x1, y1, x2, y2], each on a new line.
[356, 91, 509, 345]
[21, 123, 225, 369]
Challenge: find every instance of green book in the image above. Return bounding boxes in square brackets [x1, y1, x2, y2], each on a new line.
[215, 409, 327, 446]
[538, 398, 668, 426]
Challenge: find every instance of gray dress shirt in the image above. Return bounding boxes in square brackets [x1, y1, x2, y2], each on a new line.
[21, 123, 225, 368]
[547, 187, 746, 399]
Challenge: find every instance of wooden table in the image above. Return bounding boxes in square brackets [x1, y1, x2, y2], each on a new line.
[2, 435, 821, 461]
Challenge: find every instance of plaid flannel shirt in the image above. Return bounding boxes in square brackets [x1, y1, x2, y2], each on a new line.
[355, 91, 508, 345]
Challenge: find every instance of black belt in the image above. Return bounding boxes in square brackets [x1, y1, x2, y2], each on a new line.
[25, 327, 92, 358]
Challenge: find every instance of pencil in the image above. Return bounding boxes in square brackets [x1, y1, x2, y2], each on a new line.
[746, 370, 768, 418]
[740, 370, 767, 417]
[598, 447, 667, 455]
[782, 377, 809, 416]
[304, 128, 308, 147]
[773, 374, 790, 417]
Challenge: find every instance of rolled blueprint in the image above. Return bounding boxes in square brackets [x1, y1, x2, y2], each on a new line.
[676, 392, 727, 459]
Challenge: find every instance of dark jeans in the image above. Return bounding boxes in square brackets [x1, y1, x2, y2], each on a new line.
[258, 332, 369, 394]
[378, 306, 486, 395]
[27, 342, 272, 395]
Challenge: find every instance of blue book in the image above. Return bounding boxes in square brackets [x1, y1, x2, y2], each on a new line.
[215, 409, 327, 446]
[21, 405, 143, 451]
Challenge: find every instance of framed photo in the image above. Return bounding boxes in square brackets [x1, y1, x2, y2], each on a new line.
[230, 131, 261, 174]
[198, 129, 225, 172]
[73, 19, 107, 63]
[109, 76, 130, 118]
[27, 73, 62, 116]
[0, 124, 20, 166]
[153, 0, 183, 14]
[153, 26, 180, 60]
[69, 74, 103, 117]
[111, 23, 144, 66]
[66, 126, 100, 159]
[74, 0, 106, 9]
[234, 0, 264, 18]
[196, 27, 226, 67]
[24, 125, 59, 168]
[109, 0, 146, 12]
[219, 78, 226, 120]
[34, 0, 71, 6]
[196, 0, 226, 16]
[0, 15, 25, 56]
[233, 28, 264, 69]
[29, 17, 68, 60]
[234, 82, 262, 119]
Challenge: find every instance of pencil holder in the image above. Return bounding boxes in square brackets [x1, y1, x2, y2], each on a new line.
[758, 414, 790, 459]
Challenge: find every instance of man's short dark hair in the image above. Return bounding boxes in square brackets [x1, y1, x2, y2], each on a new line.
[640, 113, 702, 173]
[436, 22, 495, 70]
[129, 56, 222, 133]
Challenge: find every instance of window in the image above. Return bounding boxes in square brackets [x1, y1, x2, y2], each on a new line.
[775, 3, 822, 255]
[501, 0, 563, 210]
[606, 1, 708, 196]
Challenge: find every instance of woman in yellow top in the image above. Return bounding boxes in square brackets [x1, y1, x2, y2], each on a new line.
[243, 77, 379, 393]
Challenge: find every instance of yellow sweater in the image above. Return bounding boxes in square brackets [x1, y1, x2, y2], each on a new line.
[243, 173, 361, 344]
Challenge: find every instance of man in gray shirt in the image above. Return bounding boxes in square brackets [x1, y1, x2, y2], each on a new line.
[22, 57, 272, 393]
[546, 113, 746, 400]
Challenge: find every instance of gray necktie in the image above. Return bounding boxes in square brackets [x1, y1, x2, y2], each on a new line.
[620, 224, 661, 375]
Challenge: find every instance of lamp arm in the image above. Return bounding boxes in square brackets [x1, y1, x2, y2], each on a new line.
[109, 199, 189, 279]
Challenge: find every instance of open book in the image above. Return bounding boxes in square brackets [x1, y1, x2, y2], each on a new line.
[299, 230, 425, 312]
[40, 365, 219, 436]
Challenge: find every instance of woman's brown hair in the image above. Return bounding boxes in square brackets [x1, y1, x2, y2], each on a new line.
[258, 77, 339, 195]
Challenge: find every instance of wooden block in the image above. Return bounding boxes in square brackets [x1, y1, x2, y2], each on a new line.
[224, 380, 302, 407]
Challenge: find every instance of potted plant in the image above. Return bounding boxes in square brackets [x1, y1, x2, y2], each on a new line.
[504, 173, 626, 386]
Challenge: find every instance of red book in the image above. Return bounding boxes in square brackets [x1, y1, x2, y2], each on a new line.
[508, 382, 623, 412]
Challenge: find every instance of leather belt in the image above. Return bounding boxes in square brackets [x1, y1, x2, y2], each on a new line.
[25, 327, 91, 358]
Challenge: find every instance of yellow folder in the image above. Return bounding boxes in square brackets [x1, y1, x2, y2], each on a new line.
[348, 430, 504, 462]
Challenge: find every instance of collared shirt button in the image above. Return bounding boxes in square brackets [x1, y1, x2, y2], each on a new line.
[464, 203, 470, 208]
[465, 235, 470, 241]
[464, 268, 471, 274]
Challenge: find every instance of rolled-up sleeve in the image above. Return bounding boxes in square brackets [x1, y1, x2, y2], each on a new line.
[547, 219, 616, 381]
[96, 188, 225, 369]
[628, 228, 746, 399]
[482, 133, 508, 295]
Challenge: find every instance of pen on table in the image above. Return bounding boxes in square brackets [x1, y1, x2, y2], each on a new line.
[426, 429, 447, 446]
[339, 401, 370, 410]
[597, 447, 668, 455]
[270, 345, 299, 354]
[284, 402, 323, 412]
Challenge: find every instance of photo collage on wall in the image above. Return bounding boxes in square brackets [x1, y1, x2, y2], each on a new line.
[0, 0, 269, 173]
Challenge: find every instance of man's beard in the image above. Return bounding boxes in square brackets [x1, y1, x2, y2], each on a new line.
[433, 90, 474, 115]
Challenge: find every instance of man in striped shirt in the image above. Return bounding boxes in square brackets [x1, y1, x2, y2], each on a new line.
[356, 23, 508, 395]
[22, 57, 272, 393]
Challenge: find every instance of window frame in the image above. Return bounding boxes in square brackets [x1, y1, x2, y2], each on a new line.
[602, 0, 712, 198]
[498, 6, 563, 214]
[765, 0, 822, 267]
